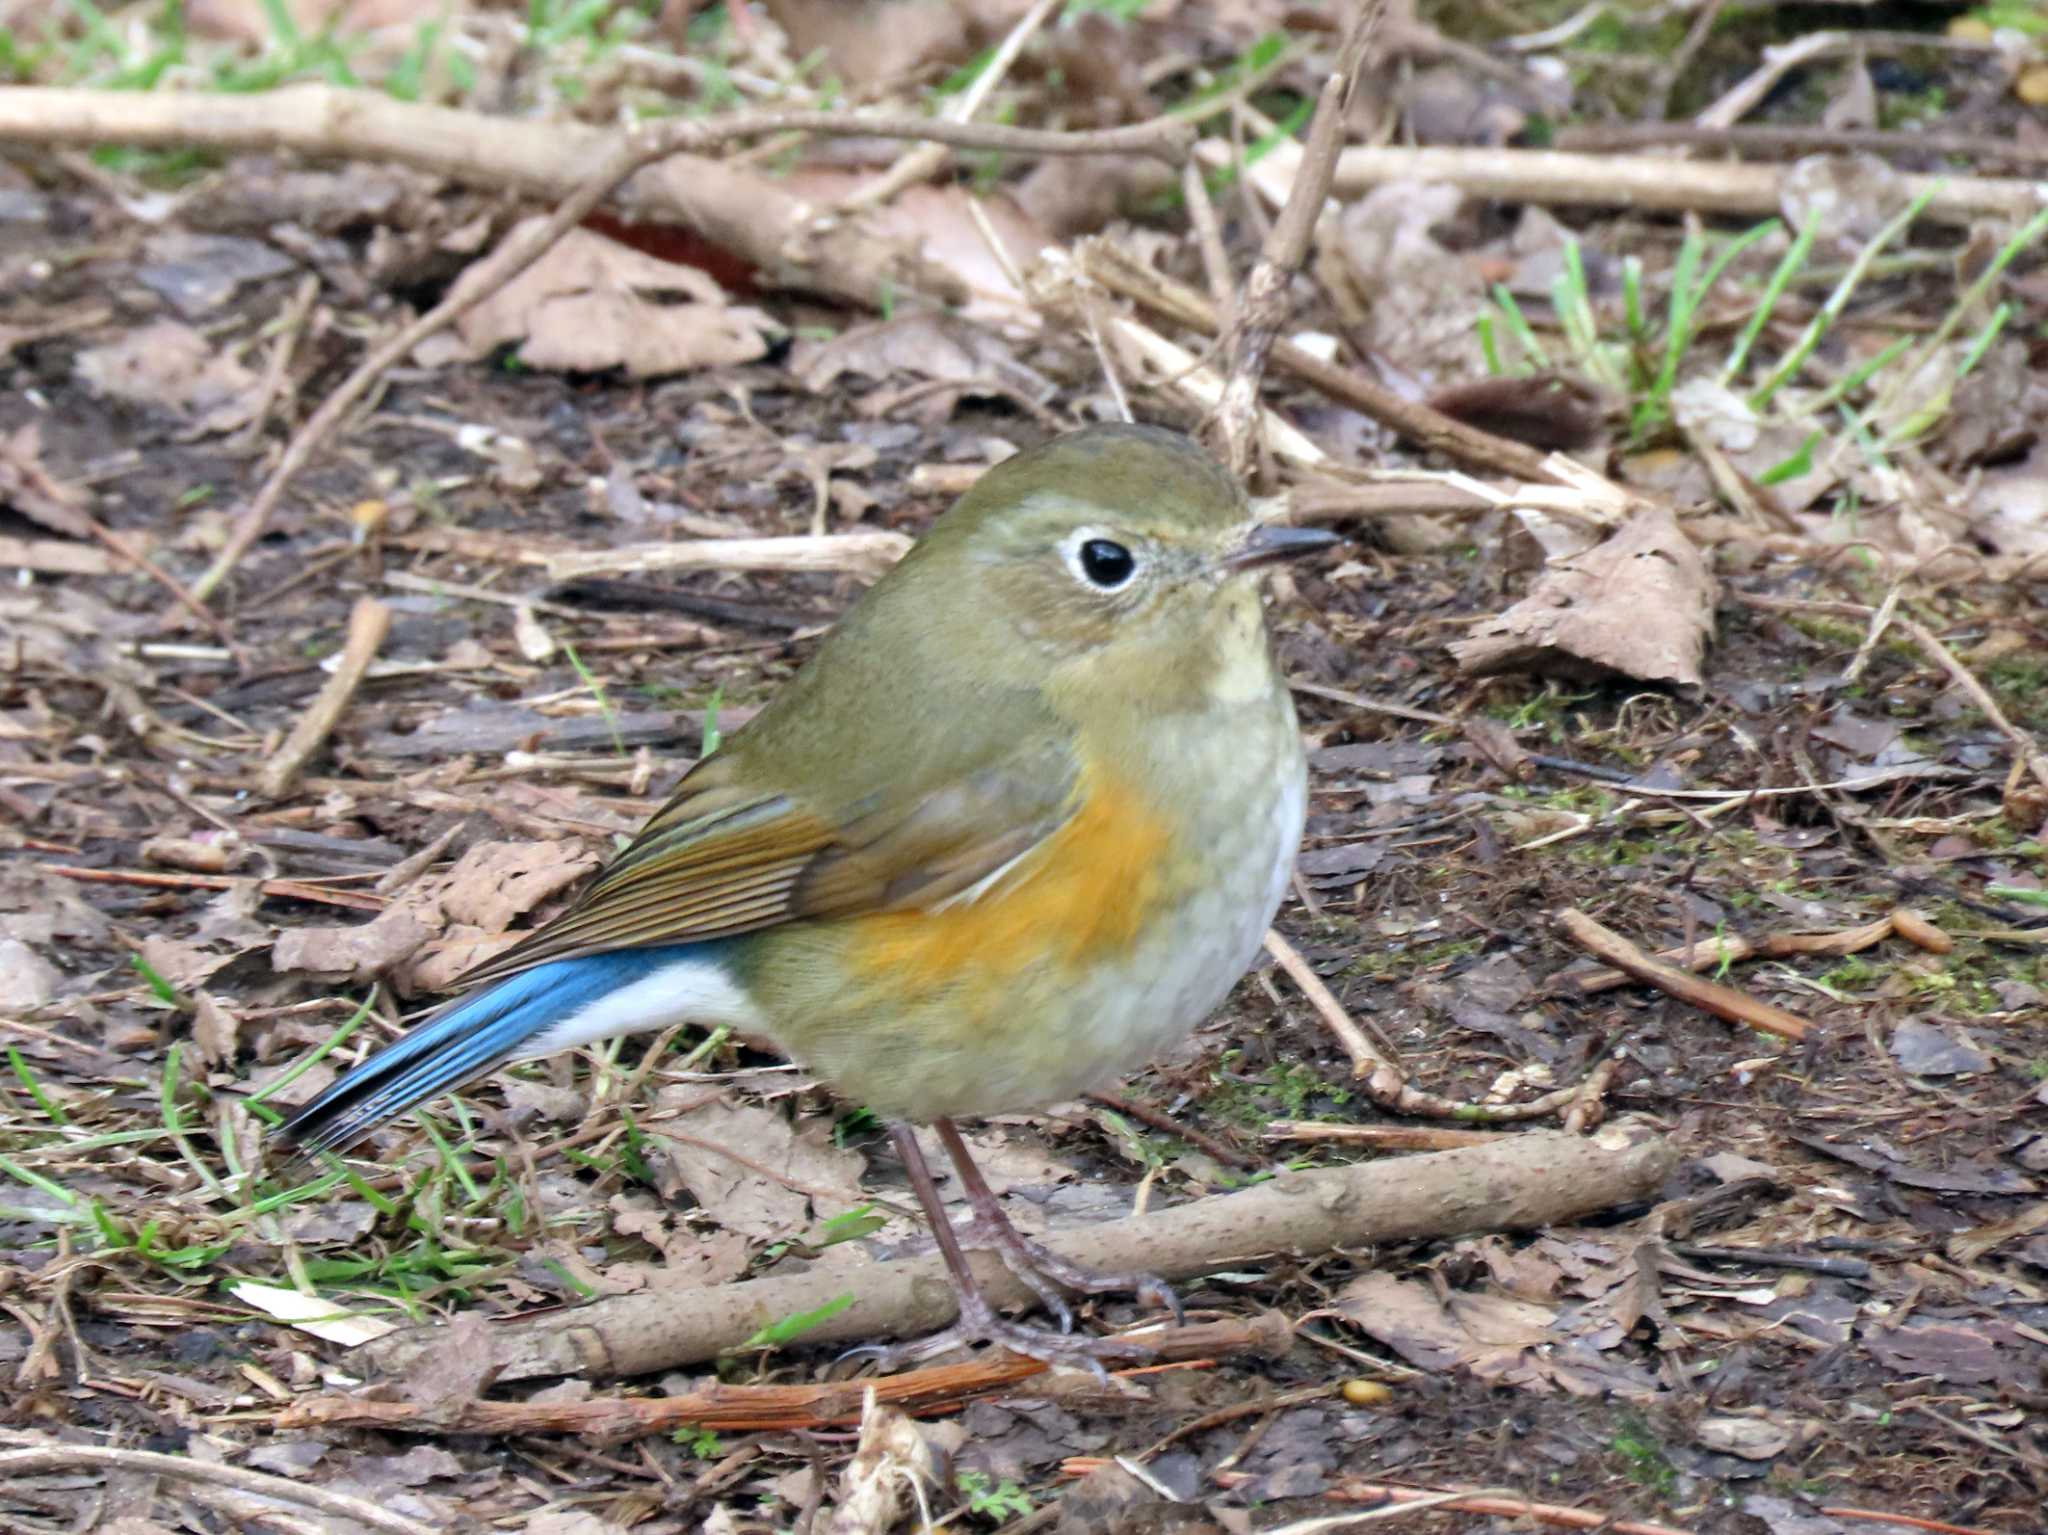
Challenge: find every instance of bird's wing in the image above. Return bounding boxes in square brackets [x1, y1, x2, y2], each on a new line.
[451, 738, 1079, 989]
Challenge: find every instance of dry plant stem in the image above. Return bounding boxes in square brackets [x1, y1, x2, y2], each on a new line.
[1078, 240, 1562, 485]
[40, 863, 383, 911]
[1556, 120, 2048, 171]
[546, 531, 914, 583]
[1561, 1055, 1620, 1135]
[1263, 929, 1606, 1124]
[1318, 144, 2047, 227]
[1556, 909, 1812, 1043]
[0, 88, 1194, 172]
[1693, 29, 2007, 131]
[1182, 158, 1235, 318]
[1086, 1087, 1261, 1172]
[840, 0, 1062, 214]
[1560, 908, 1949, 996]
[85, 514, 241, 651]
[1262, 928, 1392, 1078]
[0, 535, 112, 574]
[1214, 2, 1383, 477]
[0, 1439, 438, 1535]
[352, 1128, 1675, 1382]
[257, 596, 391, 798]
[1816, 1514, 1999, 1535]
[231, 271, 321, 451]
[1211, 1475, 1702, 1535]
[1263, 1122, 1502, 1150]
[281, 1318, 1280, 1440]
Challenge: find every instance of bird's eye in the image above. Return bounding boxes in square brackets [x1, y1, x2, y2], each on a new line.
[1077, 538, 1136, 589]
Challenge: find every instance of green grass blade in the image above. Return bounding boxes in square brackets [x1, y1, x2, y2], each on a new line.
[1721, 219, 1817, 386]
[1750, 183, 1941, 410]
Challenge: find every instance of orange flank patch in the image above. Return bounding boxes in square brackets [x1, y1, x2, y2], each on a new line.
[848, 767, 1170, 996]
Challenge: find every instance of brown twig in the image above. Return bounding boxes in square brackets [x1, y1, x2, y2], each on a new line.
[1262, 1123, 1501, 1150]
[545, 531, 914, 583]
[1181, 158, 1235, 320]
[83, 511, 241, 655]
[257, 595, 391, 798]
[1555, 908, 1812, 1043]
[0, 89, 1194, 167]
[1085, 1087, 1261, 1172]
[40, 863, 384, 912]
[229, 271, 321, 452]
[1310, 143, 2046, 227]
[278, 1318, 1277, 1440]
[1556, 120, 2048, 171]
[1212, 1475, 1705, 1535]
[1263, 928, 1614, 1124]
[0, 1438, 438, 1535]
[1561, 1054, 1620, 1135]
[1816, 1507, 2000, 1535]
[1077, 239, 1567, 485]
[1557, 908, 1951, 996]
[351, 1128, 1676, 1382]
[0, 535, 113, 574]
[1213, 1, 1383, 478]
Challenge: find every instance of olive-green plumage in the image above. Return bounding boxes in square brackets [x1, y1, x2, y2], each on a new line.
[453, 423, 1318, 1119]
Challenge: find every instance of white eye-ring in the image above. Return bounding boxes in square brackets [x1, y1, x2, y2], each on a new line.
[1061, 528, 1140, 591]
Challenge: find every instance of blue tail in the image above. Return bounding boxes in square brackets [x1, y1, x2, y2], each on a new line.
[277, 946, 718, 1156]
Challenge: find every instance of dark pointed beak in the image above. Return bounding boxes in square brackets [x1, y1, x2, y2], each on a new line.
[1223, 523, 1343, 572]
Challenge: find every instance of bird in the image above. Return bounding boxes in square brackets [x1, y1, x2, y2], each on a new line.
[277, 423, 1337, 1366]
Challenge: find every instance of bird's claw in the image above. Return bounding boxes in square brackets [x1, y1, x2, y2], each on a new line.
[835, 1289, 1156, 1382]
[956, 1213, 1182, 1328]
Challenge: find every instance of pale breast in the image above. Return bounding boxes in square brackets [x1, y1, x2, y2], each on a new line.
[932, 683, 1307, 1115]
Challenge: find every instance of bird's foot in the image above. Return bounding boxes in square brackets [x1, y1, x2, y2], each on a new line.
[954, 1211, 1183, 1332]
[839, 1287, 1155, 1380]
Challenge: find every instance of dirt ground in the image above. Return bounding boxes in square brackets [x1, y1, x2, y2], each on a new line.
[5, 5, 2048, 1535]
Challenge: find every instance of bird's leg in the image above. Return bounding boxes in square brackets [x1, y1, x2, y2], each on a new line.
[843, 1123, 1156, 1375]
[935, 1117, 1184, 1326]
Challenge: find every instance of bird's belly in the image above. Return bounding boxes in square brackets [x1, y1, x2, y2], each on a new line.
[751, 727, 1307, 1120]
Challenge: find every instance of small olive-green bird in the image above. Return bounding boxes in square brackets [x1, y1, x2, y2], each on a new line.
[280, 424, 1335, 1364]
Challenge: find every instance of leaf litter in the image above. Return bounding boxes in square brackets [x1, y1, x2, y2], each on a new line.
[3, 4, 2048, 1533]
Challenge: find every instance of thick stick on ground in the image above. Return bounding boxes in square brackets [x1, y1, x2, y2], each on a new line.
[257, 596, 391, 798]
[354, 1125, 1676, 1382]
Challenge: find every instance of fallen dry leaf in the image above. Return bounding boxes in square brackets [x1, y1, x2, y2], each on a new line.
[272, 908, 434, 983]
[74, 319, 262, 435]
[274, 839, 597, 987]
[647, 1090, 867, 1240]
[0, 935, 60, 1008]
[1450, 502, 1716, 686]
[792, 310, 1053, 420]
[759, 0, 972, 86]
[0, 422, 93, 538]
[451, 221, 776, 378]
[1696, 1414, 1796, 1461]
[1320, 181, 1483, 376]
[228, 1279, 397, 1347]
[190, 991, 242, 1067]
[431, 839, 598, 934]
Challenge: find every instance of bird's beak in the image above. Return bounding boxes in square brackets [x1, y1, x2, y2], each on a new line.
[1222, 523, 1343, 572]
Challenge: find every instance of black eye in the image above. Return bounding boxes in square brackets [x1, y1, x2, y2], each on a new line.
[1078, 538, 1136, 589]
